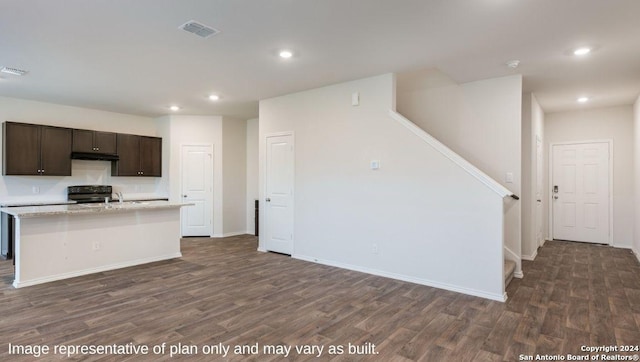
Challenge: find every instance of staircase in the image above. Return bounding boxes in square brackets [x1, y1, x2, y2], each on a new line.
[504, 260, 516, 287]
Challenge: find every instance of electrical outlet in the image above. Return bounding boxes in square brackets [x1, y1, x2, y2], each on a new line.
[372, 243, 379, 254]
[92, 241, 100, 251]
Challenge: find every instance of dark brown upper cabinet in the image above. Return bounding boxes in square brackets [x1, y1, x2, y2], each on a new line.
[112, 134, 161, 177]
[72, 129, 117, 154]
[3, 122, 72, 176]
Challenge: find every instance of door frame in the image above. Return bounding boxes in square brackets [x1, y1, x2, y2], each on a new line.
[180, 143, 214, 237]
[261, 131, 295, 254]
[535, 135, 544, 248]
[547, 139, 613, 245]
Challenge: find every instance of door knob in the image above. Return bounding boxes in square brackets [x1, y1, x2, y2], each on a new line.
[183, 195, 187, 198]
[553, 195, 558, 199]
[265, 198, 271, 202]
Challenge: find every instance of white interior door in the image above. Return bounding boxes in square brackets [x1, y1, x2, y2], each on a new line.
[265, 134, 294, 254]
[551, 142, 610, 244]
[181, 145, 213, 237]
[535, 136, 544, 246]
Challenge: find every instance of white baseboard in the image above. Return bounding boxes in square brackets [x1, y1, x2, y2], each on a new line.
[522, 248, 538, 261]
[211, 232, 249, 238]
[633, 248, 640, 264]
[13, 252, 182, 288]
[293, 254, 506, 302]
[257, 247, 267, 252]
[223, 231, 250, 237]
[514, 271, 524, 279]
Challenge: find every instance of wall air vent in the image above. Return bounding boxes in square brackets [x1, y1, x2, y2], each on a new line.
[1, 67, 28, 76]
[179, 20, 220, 38]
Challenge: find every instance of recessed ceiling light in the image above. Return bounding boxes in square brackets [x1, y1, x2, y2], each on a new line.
[577, 97, 589, 103]
[208, 94, 220, 101]
[279, 50, 293, 59]
[169, 105, 180, 111]
[573, 47, 591, 56]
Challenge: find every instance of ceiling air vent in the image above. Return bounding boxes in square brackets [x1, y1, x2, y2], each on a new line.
[1, 67, 28, 76]
[179, 20, 220, 38]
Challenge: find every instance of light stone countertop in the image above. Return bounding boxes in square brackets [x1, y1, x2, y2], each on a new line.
[0, 200, 191, 218]
[0, 200, 77, 207]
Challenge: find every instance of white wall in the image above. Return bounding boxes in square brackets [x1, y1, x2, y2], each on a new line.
[259, 74, 507, 301]
[521, 93, 544, 260]
[0, 96, 161, 205]
[158, 115, 248, 237]
[157, 115, 223, 236]
[545, 106, 634, 248]
[396, 70, 522, 270]
[633, 96, 640, 259]
[222, 117, 247, 236]
[246, 118, 259, 235]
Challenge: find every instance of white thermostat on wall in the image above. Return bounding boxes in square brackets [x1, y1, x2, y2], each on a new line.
[370, 160, 380, 170]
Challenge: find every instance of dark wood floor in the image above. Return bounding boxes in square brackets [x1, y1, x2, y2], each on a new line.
[1, 236, 639, 361]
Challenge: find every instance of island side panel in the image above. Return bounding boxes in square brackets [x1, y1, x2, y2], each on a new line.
[13, 208, 182, 288]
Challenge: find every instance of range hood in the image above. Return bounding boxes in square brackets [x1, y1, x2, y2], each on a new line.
[71, 152, 119, 161]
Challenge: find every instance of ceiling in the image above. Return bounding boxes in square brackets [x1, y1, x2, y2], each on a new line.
[0, 0, 639, 120]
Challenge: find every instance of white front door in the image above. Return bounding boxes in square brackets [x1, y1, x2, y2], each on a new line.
[265, 134, 294, 254]
[181, 145, 213, 237]
[551, 142, 610, 244]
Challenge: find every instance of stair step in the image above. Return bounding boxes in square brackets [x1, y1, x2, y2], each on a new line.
[504, 260, 516, 287]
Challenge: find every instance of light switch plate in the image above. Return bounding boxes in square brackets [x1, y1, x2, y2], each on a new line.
[352, 92, 359, 106]
[506, 172, 514, 183]
[370, 160, 380, 170]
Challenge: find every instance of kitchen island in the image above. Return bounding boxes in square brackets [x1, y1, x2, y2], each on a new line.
[0, 200, 189, 288]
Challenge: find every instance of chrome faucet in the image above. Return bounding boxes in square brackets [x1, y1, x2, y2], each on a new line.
[117, 192, 124, 203]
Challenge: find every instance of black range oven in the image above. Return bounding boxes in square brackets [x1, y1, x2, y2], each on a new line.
[67, 185, 113, 203]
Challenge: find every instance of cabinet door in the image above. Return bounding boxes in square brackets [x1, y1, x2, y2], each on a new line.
[72, 129, 94, 153]
[94, 131, 117, 154]
[113, 133, 140, 176]
[139, 136, 162, 176]
[3, 122, 40, 175]
[40, 126, 72, 176]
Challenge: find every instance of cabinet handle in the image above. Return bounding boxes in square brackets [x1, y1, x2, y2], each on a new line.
[96, 147, 99, 151]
